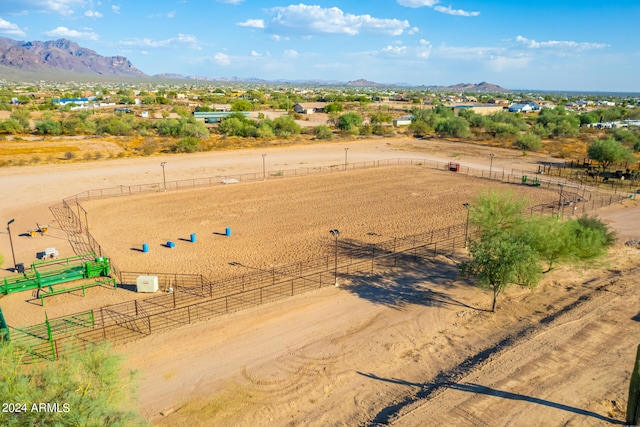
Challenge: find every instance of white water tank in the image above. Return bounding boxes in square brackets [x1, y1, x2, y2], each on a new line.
[136, 275, 159, 293]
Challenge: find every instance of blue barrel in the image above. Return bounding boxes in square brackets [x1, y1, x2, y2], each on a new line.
[190, 233, 196, 243]
[142, 243, 149, 253]
[225, 227, 231, 236]
[167, 241, 175, 248]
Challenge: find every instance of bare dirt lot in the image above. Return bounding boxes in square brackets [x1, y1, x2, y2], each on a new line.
[0, 137, 639, 426]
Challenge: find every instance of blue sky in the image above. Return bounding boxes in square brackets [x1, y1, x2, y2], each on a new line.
[1, 0, 639, 92]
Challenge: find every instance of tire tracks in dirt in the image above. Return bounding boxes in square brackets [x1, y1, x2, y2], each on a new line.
[367, 266, 639, 426]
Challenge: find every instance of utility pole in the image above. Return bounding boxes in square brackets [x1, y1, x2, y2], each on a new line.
[463, 204, 470, 248]
[160, 162, 167, 191]
[262, 154, 267, 181]
[329, 229, 340, 286]
[7, 219, 16, 270]
[344, 147, 349, 171]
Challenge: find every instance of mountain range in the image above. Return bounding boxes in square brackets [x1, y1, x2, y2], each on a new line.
[0, 37, 509, 92]
[0, 37, 145, 77]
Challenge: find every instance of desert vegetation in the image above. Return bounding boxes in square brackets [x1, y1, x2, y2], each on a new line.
[460, 190, 616, 311]
[0, 83, 638, 170]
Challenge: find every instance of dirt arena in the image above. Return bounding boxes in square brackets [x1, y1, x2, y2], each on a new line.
[82, 166, 559, 279]
[0, 138, 639, 426]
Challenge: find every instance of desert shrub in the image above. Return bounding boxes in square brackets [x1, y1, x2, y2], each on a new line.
[515, 133, 542, 151]
[409, 120, 433, 138]
[0, 342, 149, 427]
[140, 140, 157, 156]
[273, 115, 301, 137]
[64, 151, 76, 160]
[435, 116, 471, 138]
[35, 119, 61, 135]
[173, 137, 201, 153]
[324, 103, 343, 113]
[0, 118, 24, 134]
[337, 112, 363, 132]
[314, 124, 333, 140]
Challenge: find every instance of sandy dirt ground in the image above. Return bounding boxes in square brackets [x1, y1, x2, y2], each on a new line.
[0, 136, 639, 426]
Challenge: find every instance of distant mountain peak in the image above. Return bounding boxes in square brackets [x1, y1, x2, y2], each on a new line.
[447, 82, 507, 92]
[0, 36, 146, 77]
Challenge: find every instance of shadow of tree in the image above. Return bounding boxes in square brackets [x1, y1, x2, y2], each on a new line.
[334, 236, 482, 311]
[358, 372, 625, 425]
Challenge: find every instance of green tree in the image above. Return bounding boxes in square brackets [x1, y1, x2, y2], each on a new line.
[461, 190, 617, 311]
[231, 99, 252, 112]
[435, 116, 471, 138]
[460, 190, 541, 311]
[337, 112, 363, 133]
[460, 229, 541, 312]
[0, 342, 148, 427]
[587, 137, 635, 170]
[324, 103, 343, 113]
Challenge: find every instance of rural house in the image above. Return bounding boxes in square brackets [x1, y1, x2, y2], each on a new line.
[293, 102, 326, 114]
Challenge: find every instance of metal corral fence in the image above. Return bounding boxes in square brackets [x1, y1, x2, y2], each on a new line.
[62, 157, 637, 204]
[54, 157, 627, 282]
[13, 223, 466, 362]
[27, 158, 628, 362]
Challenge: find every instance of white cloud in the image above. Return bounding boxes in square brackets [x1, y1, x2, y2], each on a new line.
[214, 52, 231, 66]
[84, 10, 103, 18]
[397, 0, 479, 16]
[408, 26, 420, 35]
[434, 5, 480, 17]
[381, 45, 408, 56]
[250, 50, 260, 57]
[487, 55, 530, 72]
[112, 5, 120, 14]
[0, 17, 27, 37]
[437, 45, 503, 60]
[120, 33, 200, 49]
[167, 11, 176, 18]
[516, 35, 607, 50]
[237, 19, 265, 28]
[269, 4, 410, 36]
[44, 26, 98, 40]
[397, 0, 439, 7]
[417, 39, 432, 58]
[14, 0, 86, 16]
[283, 49, 298, 58]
